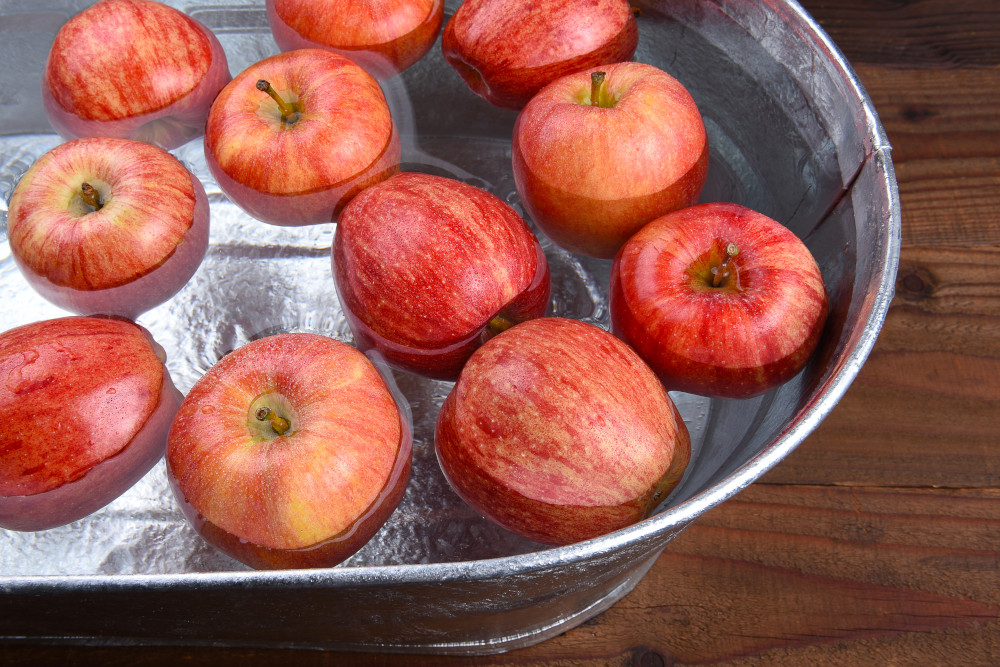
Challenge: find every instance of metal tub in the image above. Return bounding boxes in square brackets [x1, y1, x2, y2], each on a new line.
[0, 0, 900, 654]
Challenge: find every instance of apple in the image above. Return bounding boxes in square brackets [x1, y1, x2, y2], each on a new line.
[332, 171, 551, 381]
[512, 62, 709, 258]
[610, 202, 829, 399]
[441, 0, 638, 110]
[42, 0, 231, 150]
[6, 136, 210, 320]
[435, 316, 690, 546]
[266, 0, 445, 80]
[165, 333, 412, 570]
[0, 316, 182, 532]
[204, 48, 401, 226]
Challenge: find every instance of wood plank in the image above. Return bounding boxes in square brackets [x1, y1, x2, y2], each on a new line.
[851, 66, 1000, 247]
[801, 0, 1000, 67]
[856, 67, 1000, 163]
[766, 245, 1000, 487]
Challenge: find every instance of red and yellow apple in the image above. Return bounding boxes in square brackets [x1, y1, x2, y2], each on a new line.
[266, 0, 444, 80]
[166, 333, 412, 570]
[43, 0, 231, 150]
[0, 316, 182, 532]
[610, 202, 829, 398]
[435, 317, 690, 546]
[204, 48, 401, 226]
[512, 62, 709, 258]
[6, 136, 210, 319]
[333, 172, 551, 381]
[442, 0, 638, 110]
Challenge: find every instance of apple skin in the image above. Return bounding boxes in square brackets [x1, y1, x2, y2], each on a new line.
[512, 61, 709, 259]
[266, 0, 444, 80]
[0, 316, 182, 532]
[333, 172, 551, 381]
[6, 137, 210, 320]
[204, 48, 401, 226]
[610, 202, 830, 399]
[435, 317, 690, 546]
[441, 0, 638, 110]
[42, 0, 231, 151]
[166, 333, 412, 570]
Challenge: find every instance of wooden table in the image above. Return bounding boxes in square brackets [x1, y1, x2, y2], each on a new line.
[4, 0, 997, 664]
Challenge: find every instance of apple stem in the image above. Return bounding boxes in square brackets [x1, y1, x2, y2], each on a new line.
[488, 314, 514, 335]
[711, 243, 740, 288]
[80, 182, 102, 211]
[256, 79, 299, 123]
[255, 406, 291, 436]
[590, 71, 614, 108]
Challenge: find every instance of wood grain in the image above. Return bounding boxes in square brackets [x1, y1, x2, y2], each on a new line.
[766, 245, 1000, 488]
[856, 66, 1000, 247]
[803, 0, 1000, 67]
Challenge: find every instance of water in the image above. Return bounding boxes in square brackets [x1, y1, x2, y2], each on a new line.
[0, 0, 857, 575]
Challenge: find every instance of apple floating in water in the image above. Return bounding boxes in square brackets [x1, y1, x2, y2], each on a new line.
[610, 202, 830, 399]
[441, 0, 639, 110]
[266, 0, 445, 80]
[166, 333, 412, 570]
[0, 316, 183, 532]
[204, 48, 401, 226]
[435, 317, 690, 546]
[332, 171, 551, 381]
[6, 136, 210, 319]
[512, 62, 709, 258]
[42, 0, 231, 150]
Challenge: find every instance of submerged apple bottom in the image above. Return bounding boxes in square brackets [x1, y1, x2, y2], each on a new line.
[0, 374, 183, 532]
[266, 0, 445, 80]
[13, 171, 211, 320]
[512, 139, 710, 260]
[166, 445, 411, 570]
[433, 317, 691, 546]
[613, 304, 829, 399]
[165, 335, 415, 570]
[335, 242, 551, 381]
[205, 134, 401, 226]
[41, 22, 232, 151]
[436, 396, 691, 546]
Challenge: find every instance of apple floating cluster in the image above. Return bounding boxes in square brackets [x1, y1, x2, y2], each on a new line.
[1, 0, 827, 564]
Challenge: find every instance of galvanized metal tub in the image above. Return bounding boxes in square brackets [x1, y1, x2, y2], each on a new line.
[0, 0, 900, 654]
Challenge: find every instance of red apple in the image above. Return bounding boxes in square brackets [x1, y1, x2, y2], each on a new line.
[512, 62, 709, 258]
[0, 316, 182, 532]
[441, 0, 638, 110]
[6, 137, 210, 320]
[166, 333, 412, 570]
[435, 317, 690, 546]
[332, 172, 551, 381]
[43, 0, 231, 150]
[610, 202, 829, 399]
[267, 0, 444, 80]
[204, 48, 401, 226]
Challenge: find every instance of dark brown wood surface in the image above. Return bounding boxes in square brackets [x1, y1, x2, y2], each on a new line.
[4, 0, 998, 665]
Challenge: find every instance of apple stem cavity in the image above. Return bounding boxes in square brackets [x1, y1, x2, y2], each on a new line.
[711, 243, 740, 288]
[80, 182, 102, 211]
[590, 71, 615, 109]
[255, 406, 291, 436]
[256, 79, 301, 126]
